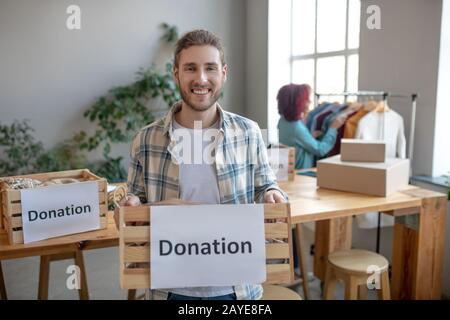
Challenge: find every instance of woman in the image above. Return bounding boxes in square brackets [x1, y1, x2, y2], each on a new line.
[277, 84, 346, 169]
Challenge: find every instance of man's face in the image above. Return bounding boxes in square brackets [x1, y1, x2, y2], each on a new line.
[173, 45, 227, 112]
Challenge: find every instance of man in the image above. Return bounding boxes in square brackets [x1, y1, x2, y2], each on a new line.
[121, 29, 287, 300]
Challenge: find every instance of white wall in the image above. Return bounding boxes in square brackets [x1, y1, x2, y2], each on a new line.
[245, 0, 269, 128]
[433, 0, 450, 177]
[0, 0, 246, 164]
[268, 0, 291, 144]
[358, 0, 442, 176]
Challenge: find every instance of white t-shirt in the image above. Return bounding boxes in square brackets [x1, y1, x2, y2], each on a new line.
[355, 108, 406, 158]
[168, 118, 234, 297]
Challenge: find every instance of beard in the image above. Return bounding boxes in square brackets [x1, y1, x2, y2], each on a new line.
[178, 82, 223, 112]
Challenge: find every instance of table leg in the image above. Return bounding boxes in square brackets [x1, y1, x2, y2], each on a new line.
[391, 192, 447, 299]
[74, 250, 89, 300]
[0, 261, 7, 300]
[128, 289, 137, 300]
[38, 255, 50, 300]
[314, 217, 352, 281]
[37, 250, 90, 300]
[294, 224, 310, 300]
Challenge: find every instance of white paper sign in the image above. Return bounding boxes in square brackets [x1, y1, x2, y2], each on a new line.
[150, 204, 266, 289]
[21, 181, 100, 243]
[267, 148, 290, 181]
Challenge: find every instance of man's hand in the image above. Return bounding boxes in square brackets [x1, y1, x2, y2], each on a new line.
[114, 193, 141, 230]
[264, 189, 286, 203]
[119, 193, 141, 207]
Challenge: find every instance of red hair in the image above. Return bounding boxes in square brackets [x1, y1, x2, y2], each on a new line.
[277, 84, 312, 121]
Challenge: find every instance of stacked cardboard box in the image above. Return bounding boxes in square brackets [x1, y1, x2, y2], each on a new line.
[317, 139, 409, 197]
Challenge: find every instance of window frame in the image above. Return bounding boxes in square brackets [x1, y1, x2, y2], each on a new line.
[290, 0, 360, 95]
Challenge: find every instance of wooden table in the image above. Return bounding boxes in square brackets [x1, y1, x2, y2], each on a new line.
[279, 173, 448, 300]
[0, 212, 119, 299]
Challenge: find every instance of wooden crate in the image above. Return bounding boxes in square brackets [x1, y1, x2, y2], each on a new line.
[117, 203, 294, 289]
[0, 169, 108, 245]
[283, 144, 295, 181]
[268, 144, 296, 181]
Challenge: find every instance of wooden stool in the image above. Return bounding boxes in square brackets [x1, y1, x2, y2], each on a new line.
[38, 249, 89, 300]
[0, 261, 7, 300]
[323, 249, 390, 300]
[261, 284, 302, 300]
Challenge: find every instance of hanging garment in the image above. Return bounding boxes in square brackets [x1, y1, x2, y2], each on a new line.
[343, 108, 371, 139]
[314, 110, 335, 133]
[320, 105, 348, 133]
[314, 104, 358, 158]
[306, 102, 332, 131]
[310, 109, 336, 166]
[354, 106, 407, 229]
[354, 108, 406, 158]
[307, 103, 339, 132]
[327, 110, 358, 157]
[309, 104, 347, 164]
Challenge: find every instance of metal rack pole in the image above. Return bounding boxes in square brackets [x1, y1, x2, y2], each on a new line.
[409, 94, 418, 164]
[376, 92, 389, 254]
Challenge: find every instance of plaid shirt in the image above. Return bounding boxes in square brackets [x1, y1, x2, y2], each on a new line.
[127, 102, 287, 300]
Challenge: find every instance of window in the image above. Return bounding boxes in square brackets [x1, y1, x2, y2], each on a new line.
[291, 0, 360, 104]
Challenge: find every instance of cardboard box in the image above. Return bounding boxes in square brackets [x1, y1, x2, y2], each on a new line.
[317, 155, 410, 197]
[341, 139, 386, 162]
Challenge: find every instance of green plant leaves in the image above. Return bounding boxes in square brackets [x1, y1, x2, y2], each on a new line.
[160, 23, 179, 44]
[0, 120, 45, 175]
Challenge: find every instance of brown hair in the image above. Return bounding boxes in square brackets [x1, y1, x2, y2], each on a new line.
[174, 29, 226, 68]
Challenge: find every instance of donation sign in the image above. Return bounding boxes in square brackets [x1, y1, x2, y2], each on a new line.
[21, 181, 100, 243]
[150, 204, 266, 289]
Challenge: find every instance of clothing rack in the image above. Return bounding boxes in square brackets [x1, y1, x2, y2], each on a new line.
[314, 91, 419, 254]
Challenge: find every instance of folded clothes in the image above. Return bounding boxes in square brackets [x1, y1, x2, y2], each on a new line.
[296, 171, 317, 178]
[0, 177, 81, 190]
[0, 178, 42, 189]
